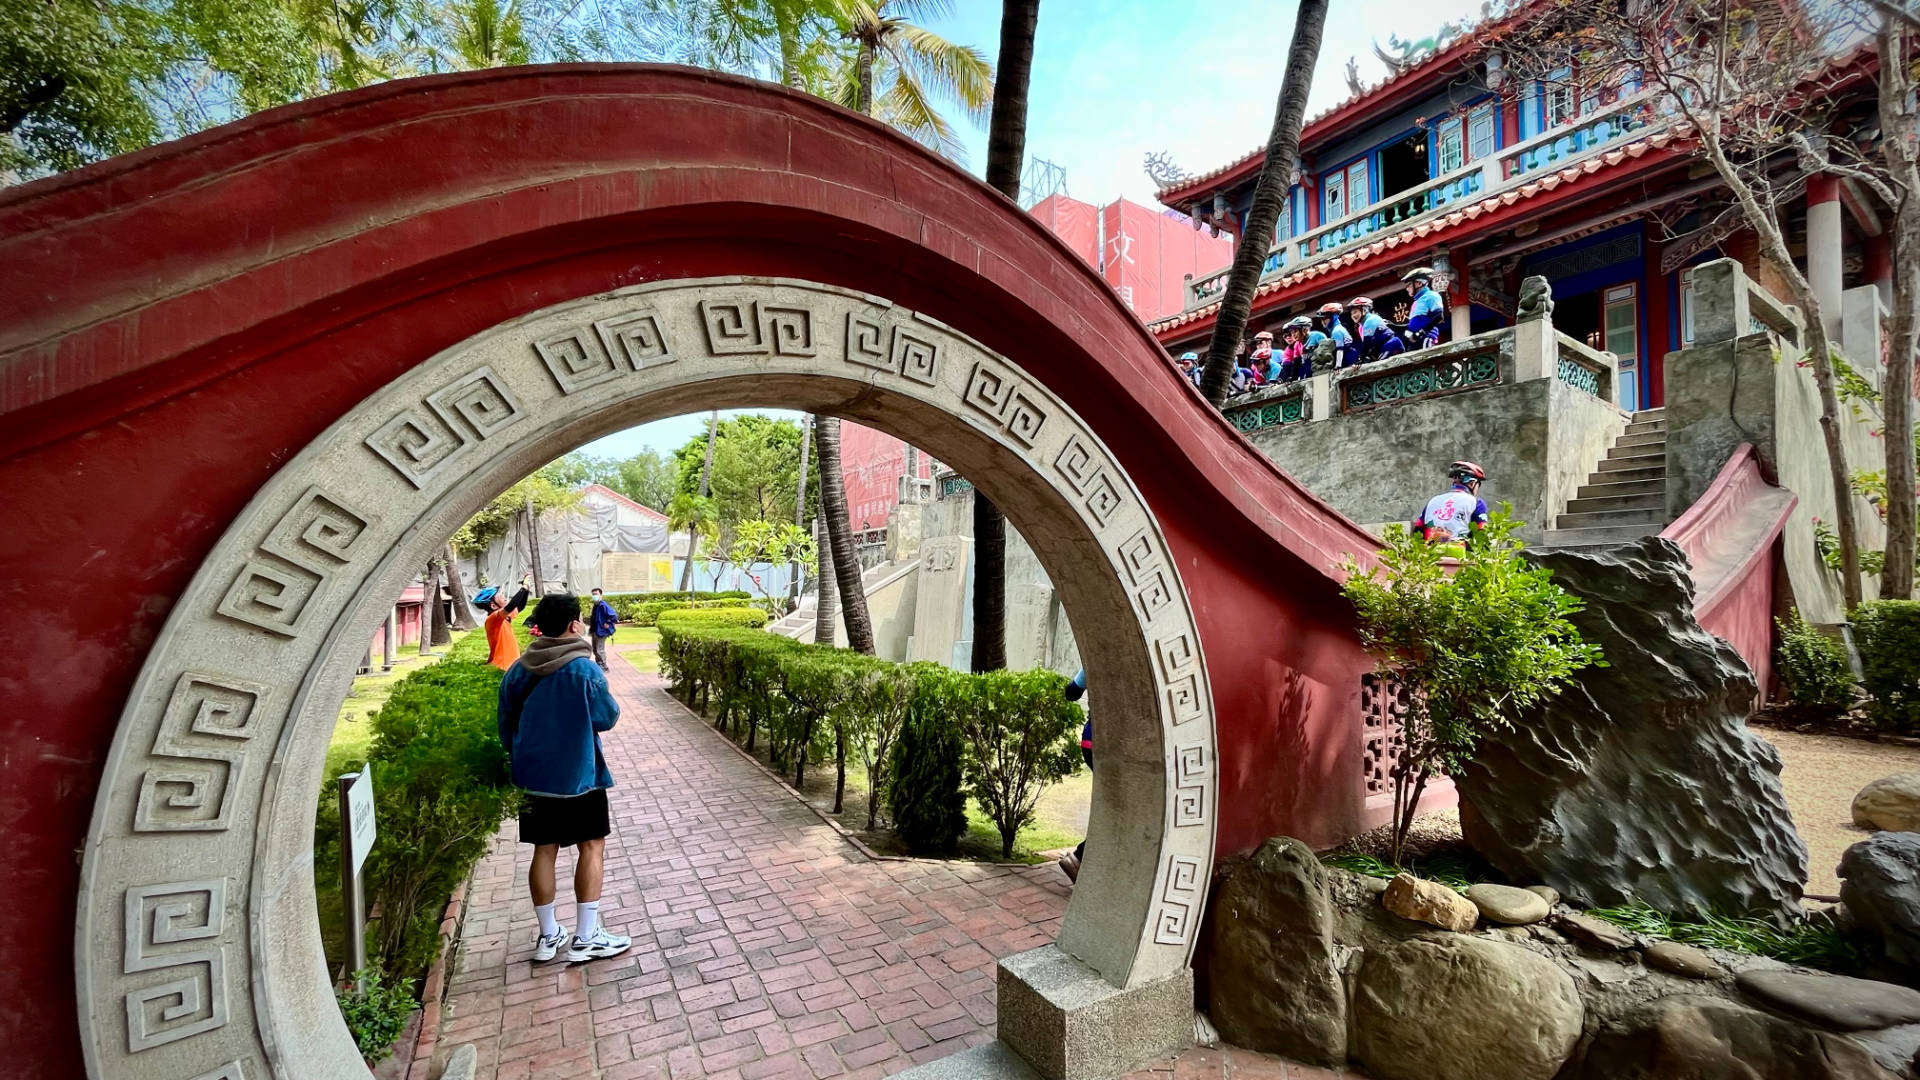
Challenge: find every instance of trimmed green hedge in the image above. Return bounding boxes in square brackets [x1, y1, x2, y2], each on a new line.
[657, 606, 770, 630]
[635, 597, 752, 627]
[603, 590, 750, 623]
[1856, 600, 1920, 733]
[657, 624, 1081, 857]
[315, 628, 517, 995]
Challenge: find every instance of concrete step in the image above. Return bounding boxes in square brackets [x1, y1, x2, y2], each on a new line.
[1634, 407, 1666, 419]
[1623, 417, 1666, 435]
[1556, 506, 1666, 530]
[1613, 431, 1667, 450]
[1575, 477, 1666, 500]
[1563, 491, 1666, 516]
[1538, 523, 1664, 548]
[1598, 451, 1665, 473]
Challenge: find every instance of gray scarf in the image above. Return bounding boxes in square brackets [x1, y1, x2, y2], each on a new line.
[519, 633, 592, 676]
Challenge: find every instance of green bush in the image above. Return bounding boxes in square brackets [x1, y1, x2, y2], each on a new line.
[637, 597, 751, 626]
[1856, 600, 1920, 734]
[656, 606, 769, 630]
[888, 669, 970, 855]
[1774, 612, 1854, 719]
[336, 968, 417, 1064]
[603, 590, 750, 624]
[656, 623, 1071, 856]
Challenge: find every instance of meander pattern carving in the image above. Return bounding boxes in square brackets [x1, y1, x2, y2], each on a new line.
[91, 281, 1217, 1079]
[1343, 353, 1498, 411]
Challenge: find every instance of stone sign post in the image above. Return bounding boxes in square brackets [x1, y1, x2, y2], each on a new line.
[337, 765, 377, 990]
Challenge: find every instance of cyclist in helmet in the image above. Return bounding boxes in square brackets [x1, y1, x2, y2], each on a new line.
[1348, 296, 1406, 365]
[1396, 266, 1447, 350]
[1316, 301, 1357, 368]
[1279, 316, 1314, 381]
[1176, 350, 1203, 387]
[1414, 461, 1491, 547]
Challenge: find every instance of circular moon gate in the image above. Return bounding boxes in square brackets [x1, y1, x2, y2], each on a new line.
[77, 278, 1218, 1080]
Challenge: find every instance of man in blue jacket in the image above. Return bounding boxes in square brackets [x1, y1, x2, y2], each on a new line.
[587, 587, 618, 671]
[498, 593, 629, 964]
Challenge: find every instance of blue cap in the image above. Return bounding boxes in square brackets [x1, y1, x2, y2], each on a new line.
[472, 586, 499, 606]
[1179, 351, 1199, 361]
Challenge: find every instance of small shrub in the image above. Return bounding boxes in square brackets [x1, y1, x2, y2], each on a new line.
[888, 670, 969, 855]
[956, 668, 1084, 858]
[336, 968, 417, 1064]
[1855, 600, 1920, 734]
[656, 606, 769, 630]
[1773, 611, 1854, 719]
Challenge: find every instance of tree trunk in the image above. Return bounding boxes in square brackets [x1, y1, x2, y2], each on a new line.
[816, 417, 875, 653]
[1198, 0, 1329, 407]
[813, 509, 838, 645]
[428, 557, 452, 646]
[855, 41, 874, 114]
[966, 0, 1041, 674]
[970, 496, 1007, 671]
[791, 414, 813, 608]
[419, 561, 442, 657]
[681, 410, 719, 591]
[445, 543, 478, 630]
[524, 493, 545, 596]
[794, 714, 812, 789]
[1693, 129, 1863, 608]
[833, 725, 847, 814]
[1879, 22, 1918, 600]
[777, 7, 803, 89]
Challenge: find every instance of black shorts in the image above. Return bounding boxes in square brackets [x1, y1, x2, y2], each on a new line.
[518, 788, 610, 847]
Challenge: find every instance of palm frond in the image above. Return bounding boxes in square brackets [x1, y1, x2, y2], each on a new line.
[874, 66, 964, 161]
[888, 24, 992, 127]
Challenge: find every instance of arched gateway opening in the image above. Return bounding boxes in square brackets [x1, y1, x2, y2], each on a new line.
[3, 64, 1392, 1080]
[80, 278, 1216, 1080]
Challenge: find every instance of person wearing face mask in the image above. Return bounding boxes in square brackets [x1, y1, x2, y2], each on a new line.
[587, 587, 618, 671]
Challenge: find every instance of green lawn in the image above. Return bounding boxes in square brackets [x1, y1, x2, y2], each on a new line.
[616, 627, 662, 674]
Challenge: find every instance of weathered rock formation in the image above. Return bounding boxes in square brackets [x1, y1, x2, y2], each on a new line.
[1842, 832, 1920, 968]
[1855, 775, 1920, 832]
[1203, 838, 1346, 1065]
[1560, 996, 1897, 1080]
[1350, 934, 1583, 1080]
[1455, 539, 1808, 923]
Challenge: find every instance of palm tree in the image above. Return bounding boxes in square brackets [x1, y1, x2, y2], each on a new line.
[435, 0, 531, 69]
[835, 0, 994, 163]
[967, 0, 1037, 674]
[668, 492, 717, 589]
[679, 410, 720, 590]
[814, 416, 875, 652]
[1197, 0, 1328, 408]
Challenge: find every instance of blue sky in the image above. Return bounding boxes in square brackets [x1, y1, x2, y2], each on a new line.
[579, 0, 1489, 461]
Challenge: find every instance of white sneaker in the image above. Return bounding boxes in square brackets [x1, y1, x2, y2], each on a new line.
[566, 928, 632, 963]
[532, 927, 570, 963]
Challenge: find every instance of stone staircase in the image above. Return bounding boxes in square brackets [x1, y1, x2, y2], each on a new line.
[1541, 408, 1669, 548]
[767, 557, 920, 639]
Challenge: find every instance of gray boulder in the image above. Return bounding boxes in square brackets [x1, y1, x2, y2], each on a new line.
[1736, 969, 1920, 1032]
[1203, 837, 1345, 1066]
[1350, 934, 1583, 1080]
[1841, 832, 1920, 967]
[1455, 539, 1808, 924]
[1560, 995, 1896, 1079]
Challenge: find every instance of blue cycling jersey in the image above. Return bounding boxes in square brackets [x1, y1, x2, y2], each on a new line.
[1406, 286, 1446, 347]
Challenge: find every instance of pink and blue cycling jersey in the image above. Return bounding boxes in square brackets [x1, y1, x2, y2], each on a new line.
[1414, 484, 1489, 541]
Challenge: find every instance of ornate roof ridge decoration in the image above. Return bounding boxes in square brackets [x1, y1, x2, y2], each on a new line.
[1146, 127, 1685, 336]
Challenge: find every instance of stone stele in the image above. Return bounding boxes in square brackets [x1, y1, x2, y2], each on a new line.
[1350, 934, 1584, 1080]
[1203, 837, 1346, 1065]
[1455, 538, 1808, 924]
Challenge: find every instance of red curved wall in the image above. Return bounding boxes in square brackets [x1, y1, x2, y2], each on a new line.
[0, 67, 1383, 1078]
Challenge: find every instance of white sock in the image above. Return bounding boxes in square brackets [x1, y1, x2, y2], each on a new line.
[576, 899, 600, 940]
[535, 902, 559, 938]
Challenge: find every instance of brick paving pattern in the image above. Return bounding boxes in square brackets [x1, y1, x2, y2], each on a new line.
[434, 660, 1072, 1079]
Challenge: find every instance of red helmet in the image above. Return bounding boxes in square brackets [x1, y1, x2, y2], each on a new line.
[1347, 295, 1374, 310]
[1317, 302, 1344, 316]
[1448, 460, 1487, 483]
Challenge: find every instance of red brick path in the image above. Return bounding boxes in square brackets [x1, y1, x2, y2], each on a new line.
[431, 660, 1331, 1079]
[434, 661, 1071, 1079]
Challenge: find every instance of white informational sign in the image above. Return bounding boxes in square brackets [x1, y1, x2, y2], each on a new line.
[342, 767, 377, 875]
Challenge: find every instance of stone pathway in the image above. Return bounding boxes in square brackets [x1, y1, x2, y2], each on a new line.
[435, 663, 1072, 1079]
[1124, 1048, 1367, 1079]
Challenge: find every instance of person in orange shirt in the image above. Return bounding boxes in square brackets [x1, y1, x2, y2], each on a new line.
[474, 576, 532, 671]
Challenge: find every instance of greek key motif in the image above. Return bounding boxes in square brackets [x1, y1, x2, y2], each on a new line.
[844, 314, 943, 387]
[215, 489, 373, 636]
[1165, 672, 1203, 725]
[123, 880, 229, 1052]
[1083, 473, 1122, 529]
[1152, 855, 1204, 946]
[533, 327, 616, 394]
[1156, 633, 1198, 680]
[893, 325, 941, 386]
[963, 361, 1014, 419]
[1132, 569, 1174, 625]
[595, 310, 673, 371]
[1002, 391, 1047, 448]
[366, 366, 524, 487]
[960, 360, 1054, 452]
[1115, 529, 1159, 587]
[700, 300, 814, 356]
[134, 673, 267, 832]
[845, 313, 892, 373]
[1053, 435, 1102, 494]
[1173, 745, 1210, 828]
